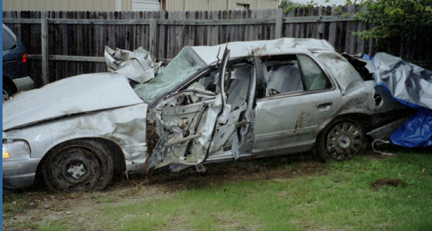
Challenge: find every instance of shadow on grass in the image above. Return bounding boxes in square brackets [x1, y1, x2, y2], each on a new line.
[117, 152, 324, 192]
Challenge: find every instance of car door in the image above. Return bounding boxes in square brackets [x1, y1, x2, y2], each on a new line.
[147, 49, 257, 170]
[253, 54, 342, 155]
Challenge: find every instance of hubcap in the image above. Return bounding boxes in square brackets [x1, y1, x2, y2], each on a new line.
[325, 121, 363, 160]
[338, 135, 351, 149]
[67, 163, 86, 180]
[51, 146, 101, 189]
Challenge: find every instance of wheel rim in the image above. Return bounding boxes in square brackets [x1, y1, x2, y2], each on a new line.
[325, 121, 363, 160]
[50, 146, 102, 190]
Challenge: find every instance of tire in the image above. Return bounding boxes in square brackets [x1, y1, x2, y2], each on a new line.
[3, 84, 14, 101]
[315, 118, 367, 161]
[41, 140, 114, 192]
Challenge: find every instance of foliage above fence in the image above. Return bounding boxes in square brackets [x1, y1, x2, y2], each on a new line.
[351, 0, 432, 64]
[1, 6, 397, 84]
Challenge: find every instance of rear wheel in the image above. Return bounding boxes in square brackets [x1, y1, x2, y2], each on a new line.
[41, 140, 114, 192]
[3, 84, 14, 101]
[315, 118, 367, 161]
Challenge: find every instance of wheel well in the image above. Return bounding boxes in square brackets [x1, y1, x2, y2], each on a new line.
[316, 113, 372, 141]
[94, 138, 127, 174]
[35, 138, 127, 183]
[332, 113, 371, 130]
[314, 113, 370, 161]
[3, 76, 17, 94]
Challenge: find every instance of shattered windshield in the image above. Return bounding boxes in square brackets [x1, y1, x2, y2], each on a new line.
[133, 47, 207, 103]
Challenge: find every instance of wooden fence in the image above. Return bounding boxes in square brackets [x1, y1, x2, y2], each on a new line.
[4, 6, 379, 85]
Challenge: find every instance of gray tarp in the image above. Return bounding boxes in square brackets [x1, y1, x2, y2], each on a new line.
[373, 52, 432, 109]
[373, 52, 432, 147]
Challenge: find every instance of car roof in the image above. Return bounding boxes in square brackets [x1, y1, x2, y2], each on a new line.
[190, 37, 367, 95]
[3, 23, 18, 41]
[190, 38, 336, 65]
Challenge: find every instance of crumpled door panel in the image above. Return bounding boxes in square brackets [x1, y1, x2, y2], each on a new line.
[148, 50, 257, 171]
[148, 92, 223, 169]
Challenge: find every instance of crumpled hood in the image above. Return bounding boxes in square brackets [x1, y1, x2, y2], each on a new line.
[3, 73, 144, 131]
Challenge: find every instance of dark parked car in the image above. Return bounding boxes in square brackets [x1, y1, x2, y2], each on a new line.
[2, 24, 34, 101]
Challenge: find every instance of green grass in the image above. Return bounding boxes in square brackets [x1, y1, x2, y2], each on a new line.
[91, 152, 432, 230]
[5, 151, 432, 230]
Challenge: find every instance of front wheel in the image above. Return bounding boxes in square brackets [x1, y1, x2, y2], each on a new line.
[315, 118, 367, 161]
[41, 140, 114, 191]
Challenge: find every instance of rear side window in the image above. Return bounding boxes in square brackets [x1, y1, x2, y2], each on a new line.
[266, 60, 304, 96]
[257, 54, 332, 98]
[3, 28, 17, 51]
[298, 54, 331, 91]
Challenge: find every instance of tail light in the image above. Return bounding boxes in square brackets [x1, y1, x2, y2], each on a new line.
[22, 53, 28, 63]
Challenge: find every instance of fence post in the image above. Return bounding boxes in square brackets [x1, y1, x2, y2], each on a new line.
[275, 9, 283, 39]
[149, 18, 157, 61]
[41, 11, 49, 85]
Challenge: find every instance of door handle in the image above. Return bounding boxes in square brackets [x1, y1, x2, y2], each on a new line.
[316, 102, 332, 110]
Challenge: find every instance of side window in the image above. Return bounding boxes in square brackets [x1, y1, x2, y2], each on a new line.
[297, 54, 331, 91]
[195, 71, 217, 92]
[259, 55, 304, 97]
[266, 61, 303, 96]
[177, 70, 218, 105]
[3, 29, 17, 51]
[256, 54, 332, 99]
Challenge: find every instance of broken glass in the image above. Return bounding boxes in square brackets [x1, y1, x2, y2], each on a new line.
[133, 47, 207, 103]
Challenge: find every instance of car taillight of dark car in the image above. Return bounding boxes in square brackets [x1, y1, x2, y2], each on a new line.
[22, 53, 28, 63]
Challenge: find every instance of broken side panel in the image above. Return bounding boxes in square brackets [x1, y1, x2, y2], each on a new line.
[148, 50, 258, 170]
[205, 59, 257, 161]
[150, 92, 227, 169]
[147, 49, 232, 170]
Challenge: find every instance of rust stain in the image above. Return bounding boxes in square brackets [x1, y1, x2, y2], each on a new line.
[294, 112, 305, 132]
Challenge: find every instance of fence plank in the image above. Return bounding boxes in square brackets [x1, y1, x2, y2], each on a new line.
[149, 18, 157, 59]
[345, 5, 357, 54]
[328, 6, 337, 48]
[210, 11, 219, 45]
[41, 11, 49, 85]
[275, 9, 283, 39]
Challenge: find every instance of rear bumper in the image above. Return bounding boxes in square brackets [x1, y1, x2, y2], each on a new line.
[12, 76, 34, 92]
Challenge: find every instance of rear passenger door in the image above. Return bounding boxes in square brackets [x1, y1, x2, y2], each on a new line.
[253, 54, 342, 155]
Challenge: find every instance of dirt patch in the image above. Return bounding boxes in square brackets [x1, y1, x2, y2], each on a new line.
[3, 152, 324, 230]
[370, 178, 407, 189]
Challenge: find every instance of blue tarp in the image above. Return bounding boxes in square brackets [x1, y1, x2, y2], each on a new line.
[390, 109, 432, 147]
[370, 53, 432, 147]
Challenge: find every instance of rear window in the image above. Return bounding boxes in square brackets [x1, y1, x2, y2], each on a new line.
[3, 28, 17, 51]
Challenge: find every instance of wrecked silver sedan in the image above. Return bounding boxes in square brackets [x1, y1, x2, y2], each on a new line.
[3, 38, 405, 191]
